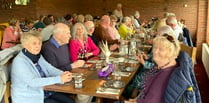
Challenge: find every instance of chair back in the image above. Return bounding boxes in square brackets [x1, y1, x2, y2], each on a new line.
[180, 43, 197, 64]
[4, 81, 11, 103]
[0, 23, 9, 48]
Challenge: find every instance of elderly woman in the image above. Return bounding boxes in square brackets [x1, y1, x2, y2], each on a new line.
[118, 16, 134, 39]
[1, 18, 22, 49]
[21, 18, 35, 32]
[123, 26, 174, 99]
[69, 23, 100, 62]
[11, 31, 74, 103]
[110, 15, 121, 39]
[124, 34, 201, 103]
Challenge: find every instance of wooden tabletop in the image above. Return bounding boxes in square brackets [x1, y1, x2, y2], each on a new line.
[44, 55, 140, 101]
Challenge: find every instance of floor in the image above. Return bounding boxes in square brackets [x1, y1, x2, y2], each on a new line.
[103, 59, 209, 103]
[194, 60, 209, 103]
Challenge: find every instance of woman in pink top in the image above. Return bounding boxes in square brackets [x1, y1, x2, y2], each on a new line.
[1, 18, 22, 49]
[69, 23, 100, 62]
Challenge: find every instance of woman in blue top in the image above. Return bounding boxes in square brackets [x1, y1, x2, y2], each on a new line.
[11, 31, 74, 103]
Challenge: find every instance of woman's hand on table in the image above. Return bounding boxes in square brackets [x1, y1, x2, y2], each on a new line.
[61, 71, 72, 83]
[71, 60, 85, 68]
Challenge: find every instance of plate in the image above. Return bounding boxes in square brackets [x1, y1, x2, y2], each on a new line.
[103, 80, 125, 89]
[113, 81, 125, 89]
[121, 66, 134, 72]
[128, 60, 138, 64]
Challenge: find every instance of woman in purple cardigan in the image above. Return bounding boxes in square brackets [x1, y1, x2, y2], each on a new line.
[69, 23, 100, 62]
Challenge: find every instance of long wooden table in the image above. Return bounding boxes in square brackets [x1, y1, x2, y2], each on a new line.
[44, 56, 140, 103]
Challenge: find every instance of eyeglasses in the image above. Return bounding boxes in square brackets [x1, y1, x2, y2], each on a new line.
[162, 33, 176, 47]
[162, 33, 175, 43]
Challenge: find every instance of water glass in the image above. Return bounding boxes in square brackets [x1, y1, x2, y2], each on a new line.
[96, 62, 102, 69]
[113, 63, 121, 80]
[74, 74, 83, 89]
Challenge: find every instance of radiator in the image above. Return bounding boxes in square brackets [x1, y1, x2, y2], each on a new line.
[202, 43, 209, 77]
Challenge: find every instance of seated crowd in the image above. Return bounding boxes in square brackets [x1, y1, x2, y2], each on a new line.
[0, 3, 200, 103]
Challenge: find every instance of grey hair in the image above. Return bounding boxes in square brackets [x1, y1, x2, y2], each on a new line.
[71, 23, 88, 40]
[53, 24, 63, 36]
[21, 30, 42, 46]
[122, 16, 131, 23]
[84, 21, 94, 32]
[85, 14, 93, 22]
[153, 35, 180, 59]
[134, 11, 140, 17]
[56, 16, 66, 24]
[166, 16, 178, 25]
[76, 14, 85, 23]
[157, 25, 175, 37]
[117, 3, 122, 7]
[164, 12, 170, 18]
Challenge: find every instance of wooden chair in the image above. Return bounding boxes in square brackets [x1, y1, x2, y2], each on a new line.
[4, 81, 11, 103]
[180, 43, 197, 65]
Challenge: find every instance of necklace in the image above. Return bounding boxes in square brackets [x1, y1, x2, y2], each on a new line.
[157, 62, 170, 69]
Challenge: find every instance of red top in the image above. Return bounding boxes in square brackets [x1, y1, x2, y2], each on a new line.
[1, 26, 21, 49]
[69, 37, 100, 62]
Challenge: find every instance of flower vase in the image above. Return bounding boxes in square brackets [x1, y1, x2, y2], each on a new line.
[105, 56, 110, 63]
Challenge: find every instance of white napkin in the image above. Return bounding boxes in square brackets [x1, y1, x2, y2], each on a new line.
[112, 72, 131, 77]
[101, 65, 109, 72]
[96, 87, 120, 94]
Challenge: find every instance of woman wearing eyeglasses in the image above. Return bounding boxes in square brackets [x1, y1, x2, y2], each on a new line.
[124, 34, 201, 103]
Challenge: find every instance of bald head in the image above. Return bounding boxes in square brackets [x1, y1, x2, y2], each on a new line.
[84, 21, 95, 35]
[53, 23, 69, 35]
[117, 3, 122, 8]
[166, 16, 178, 29]
[53, 23, 71, 45]
[157, 25, 175, 37]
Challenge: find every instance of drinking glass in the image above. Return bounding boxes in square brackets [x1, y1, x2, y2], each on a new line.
[113, 63, 121, 80]
[74, 74, 83, 89]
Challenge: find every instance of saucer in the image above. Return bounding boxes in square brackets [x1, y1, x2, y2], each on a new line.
[103, 80, 125, 89]
[121, 66, 134, 72]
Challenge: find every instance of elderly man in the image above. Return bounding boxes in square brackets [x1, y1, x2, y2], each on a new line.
[113, 3, 123, 22]
[166, 15, 183, 40]
[84, 21, 99, 46]
[41, 23, 85, 71]
[41, 23, 92, 103]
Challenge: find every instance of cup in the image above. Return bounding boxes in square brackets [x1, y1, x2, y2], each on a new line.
[119, 46, 126, 56]
[74, 74, 83, 89]
[96, 62, 102, 69]
[113, 63, 121, 80]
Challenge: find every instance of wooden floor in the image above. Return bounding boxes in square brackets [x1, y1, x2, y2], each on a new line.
[194, 60, 209, 103]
